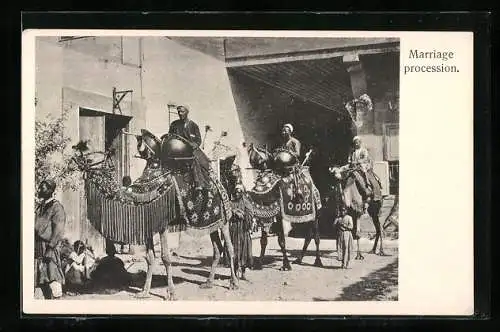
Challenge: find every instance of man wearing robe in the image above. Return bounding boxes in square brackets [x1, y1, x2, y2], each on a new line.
[346, 136, 382, 196]
[280, 123, 301, 159]
[168, 105, 211, 191]
[34, 179, 66, 299]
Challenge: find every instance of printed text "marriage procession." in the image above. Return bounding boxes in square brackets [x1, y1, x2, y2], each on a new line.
[404, 49, 459, 75]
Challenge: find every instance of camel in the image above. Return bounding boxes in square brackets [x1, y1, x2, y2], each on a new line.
[240, 143, 323, 271]
[329, 166, 388, 259]
[78, 130, 239, 301]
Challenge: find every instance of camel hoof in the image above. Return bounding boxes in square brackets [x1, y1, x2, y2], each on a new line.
[292, 258, 303, 265]
[377, 251, 390, 256]
[199, 281, 214, 289]
[165, 290, 177, 301]
[229, 280, 239, 290]
[355, 254, 364, 260]
[135, 291, 152, 299]
[313, 258, 324, 267]
[280, 263, 292, 271]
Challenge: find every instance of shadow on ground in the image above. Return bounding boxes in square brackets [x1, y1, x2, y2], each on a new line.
[317, 259, 398, 301]
[128, 271, 199, 289]
[63, 270, 199, 298]
[180, 268, 230, 281]
[287, 249, 336, 258]
[172, 255, 213, 267]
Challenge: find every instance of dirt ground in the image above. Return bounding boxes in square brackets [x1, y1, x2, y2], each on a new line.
[61, 233, 398, 302]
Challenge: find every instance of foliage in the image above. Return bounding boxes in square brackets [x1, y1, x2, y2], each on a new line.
[35, 109, 82, 195]
[344, 93, 374, 128]
[86, 167, 121, 199]
[69, 140, 121, 199]
[35, 112, 166, 205]
[35, 109, 123, 201]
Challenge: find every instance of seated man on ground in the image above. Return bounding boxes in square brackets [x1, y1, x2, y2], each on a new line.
[90, 239, 131, 293]
[64, 240, 96, 294]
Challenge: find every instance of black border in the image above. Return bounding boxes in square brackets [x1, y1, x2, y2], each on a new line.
[10, 11, 492, 328]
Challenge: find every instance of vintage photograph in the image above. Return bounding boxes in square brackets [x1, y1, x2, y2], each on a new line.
[32, 35, 400, 302]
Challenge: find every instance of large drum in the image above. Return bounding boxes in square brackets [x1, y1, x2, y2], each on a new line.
[160, 133, 195, 171]
[272, 149, 298, 174]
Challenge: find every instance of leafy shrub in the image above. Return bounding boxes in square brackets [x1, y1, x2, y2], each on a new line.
[35, 109, 82, 196]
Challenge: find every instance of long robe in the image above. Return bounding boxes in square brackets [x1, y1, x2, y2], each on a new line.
[281, 136, 301, 159]
[34, 199, 66, 288]
[229, 199, 253, 270]
[221, 198, 253, 270]
[348, 146, 382, 195]
[348, 146, 371, 172]
[335, 215, 354, 267]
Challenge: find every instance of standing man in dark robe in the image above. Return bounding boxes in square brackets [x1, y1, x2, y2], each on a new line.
[34, 179, 66, 299]
[168, 105, 211, 191]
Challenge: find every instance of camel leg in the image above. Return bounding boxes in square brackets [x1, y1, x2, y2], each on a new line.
[277, 217, 292, 271]
[370, 219, 380, 254]
[355, 238, 364, 260]
[200, 231, 223, 289]
[352, 213, 364, 260]
[313, 217, 323, 267]
[220, 222, 239, 290]
[371, 201, 388, 256]
[159, 228, 176, 300]
[254, 228, 267, 270]
[136, 237, 155, 298]
[293, 223, 313, 265]
[370, 234, 380, 254]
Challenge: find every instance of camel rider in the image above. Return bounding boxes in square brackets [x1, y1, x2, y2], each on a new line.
[168, 105, 211, 191]
[279, 123, 304, 200]
[347, 136, 373, 189]
[280, 123, 301, 159]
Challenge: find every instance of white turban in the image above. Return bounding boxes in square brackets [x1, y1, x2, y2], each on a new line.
[353, 136, 361, 142]
[283, 123, 294, 133]
[176, 105, 190, 113]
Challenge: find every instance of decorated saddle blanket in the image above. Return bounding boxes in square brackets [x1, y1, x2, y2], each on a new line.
[117, 161, 173, 204]
[244, 167, 322, 225]
[85, 160, 232, 244]
[171, 168, 232, 237]
[345, 169, 371, 199]
[244, 170, 282, 226]
[85, 179, 178, 245]
[278, 167, 322, 223]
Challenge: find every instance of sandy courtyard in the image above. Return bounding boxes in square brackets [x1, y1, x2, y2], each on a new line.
[61, 233, 398, 302]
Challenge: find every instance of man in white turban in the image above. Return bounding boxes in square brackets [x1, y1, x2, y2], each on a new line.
[280, 123, 301, 158]
[347, 136, 377, 191]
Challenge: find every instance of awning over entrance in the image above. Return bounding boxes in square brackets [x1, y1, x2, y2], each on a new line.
[228, 57, 353, 116]
[167, 36, 399, 118]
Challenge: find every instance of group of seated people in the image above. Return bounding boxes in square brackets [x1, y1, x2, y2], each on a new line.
[57, 238, 131, 296]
